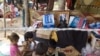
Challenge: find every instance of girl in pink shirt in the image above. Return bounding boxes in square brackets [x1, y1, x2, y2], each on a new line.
[8, 32, 22, 56]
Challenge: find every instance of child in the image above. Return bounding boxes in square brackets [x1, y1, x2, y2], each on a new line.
[46, 39, 65, 56]
[8, 32, 22, 56]
[32, 42, 48, 56]
[23, 31, 38, 56]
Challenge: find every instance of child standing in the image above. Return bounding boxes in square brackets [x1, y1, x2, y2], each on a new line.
[8, 32, 22, 56]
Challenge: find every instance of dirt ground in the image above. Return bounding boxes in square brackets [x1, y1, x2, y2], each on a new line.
[0, 1, 60, 39]
[0, 16, 24, 39]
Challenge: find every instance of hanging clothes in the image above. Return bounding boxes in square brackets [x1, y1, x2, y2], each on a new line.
[51, 31, 58, 42]
[71, 30, 88, 53]
[66, 0, 76, 10]
[36, 0, 49, 10]
[56, 19, 73, 48]
[56, 16, 88, 53]
[66, 0, 72, 9]
[56, 30, 73, 48]
[69, 16, 80, 28]
[46, 0, 54, 11]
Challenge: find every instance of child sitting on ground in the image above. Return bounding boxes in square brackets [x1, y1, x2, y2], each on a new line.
[32, 42, 48, 56]
[46, 39, 65, 56]
[23, 31, 39, 56]
[8, 32, 22, 56]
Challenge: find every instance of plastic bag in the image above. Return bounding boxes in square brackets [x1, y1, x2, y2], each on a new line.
[43, 14, 55, 28]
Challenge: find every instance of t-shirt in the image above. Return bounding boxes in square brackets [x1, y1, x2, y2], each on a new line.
[30, 41, 39, 50]
[23, 41, 39, 56]
[10, 44, 19, 56]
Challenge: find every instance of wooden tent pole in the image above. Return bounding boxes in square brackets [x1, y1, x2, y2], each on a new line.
[24, 0, 30, 27]
[46, 0, 54, 11]
[3, 0, 6, 37]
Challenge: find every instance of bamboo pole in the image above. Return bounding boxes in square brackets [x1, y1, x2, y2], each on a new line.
[46, 0, 54, 11]
[24, 0, 30, 27]
[3, 0, 6, 37]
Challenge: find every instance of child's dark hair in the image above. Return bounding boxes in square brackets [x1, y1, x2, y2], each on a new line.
[24, 31, 34, 41]
[8, 32, 19, 42]
[49, 39, 57, 49]
[35, 42, 48, 55]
